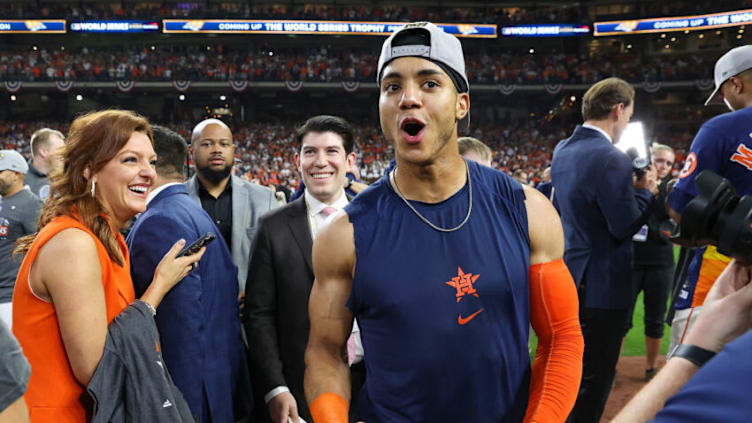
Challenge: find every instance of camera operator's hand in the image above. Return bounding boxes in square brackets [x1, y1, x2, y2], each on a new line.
[634, 164, 659, 196]
[684, 260, 752, 353]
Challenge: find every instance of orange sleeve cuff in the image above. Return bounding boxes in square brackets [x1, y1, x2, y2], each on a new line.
[524, 258, 584, 423]
[310, 392, 348, 423]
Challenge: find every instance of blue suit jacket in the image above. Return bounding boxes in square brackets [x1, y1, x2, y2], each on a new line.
[126, 184, 251, 422]
[551, 126, 653, 309]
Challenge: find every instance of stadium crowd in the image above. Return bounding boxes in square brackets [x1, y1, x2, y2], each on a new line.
[0, 45, 719, 84]
[0, 116, 693, 192]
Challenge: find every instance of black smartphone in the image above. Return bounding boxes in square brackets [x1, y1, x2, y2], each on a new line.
[176, 232, 216, 257]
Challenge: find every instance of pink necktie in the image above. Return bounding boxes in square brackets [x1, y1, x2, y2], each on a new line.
[321, 206, 337, 217]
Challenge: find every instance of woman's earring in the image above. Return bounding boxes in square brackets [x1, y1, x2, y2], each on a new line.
[91, 180, 96, 198]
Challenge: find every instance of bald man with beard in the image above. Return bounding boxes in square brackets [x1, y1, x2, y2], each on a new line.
[185, 119, 278, 297]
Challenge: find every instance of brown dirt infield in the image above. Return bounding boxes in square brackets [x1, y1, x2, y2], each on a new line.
[600, 355, 664, 422]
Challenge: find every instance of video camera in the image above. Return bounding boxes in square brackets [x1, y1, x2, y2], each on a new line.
[668, 170, 752, 265]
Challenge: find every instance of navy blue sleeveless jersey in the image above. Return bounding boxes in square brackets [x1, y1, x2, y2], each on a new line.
[345, 160, 531, 423]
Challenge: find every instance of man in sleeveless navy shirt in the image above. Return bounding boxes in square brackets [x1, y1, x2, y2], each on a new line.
[304, 22, 584, 423]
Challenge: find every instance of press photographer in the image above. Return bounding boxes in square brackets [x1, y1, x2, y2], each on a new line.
[625, 144, 676, 381]
[614, 171, 752, 422]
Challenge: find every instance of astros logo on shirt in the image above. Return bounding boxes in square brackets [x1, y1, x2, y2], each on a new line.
[444, 267, 484, 325]
[679, 152, 697, 179]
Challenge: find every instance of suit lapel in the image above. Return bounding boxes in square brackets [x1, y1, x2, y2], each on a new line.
[184, 176, 201, 203]
[231, 175, 250, 258]
[286, 197, 314, 275]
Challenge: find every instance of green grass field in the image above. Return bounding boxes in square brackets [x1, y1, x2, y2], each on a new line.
[530, 292, 672, 357]
[621, 291, 672, 356]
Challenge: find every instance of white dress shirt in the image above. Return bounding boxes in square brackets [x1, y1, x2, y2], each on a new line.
[582, 123, 613, 144]
[304, 189, 349, 239]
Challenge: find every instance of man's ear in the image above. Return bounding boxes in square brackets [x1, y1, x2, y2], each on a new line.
[730, 76, 744, 95]
[293, 152, 301, 173]
[456, 93, 470, 121]
[346, 152, 357, 171]
[612, 103, 625, 122]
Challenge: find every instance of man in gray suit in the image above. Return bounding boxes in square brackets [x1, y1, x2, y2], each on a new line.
[185, 118, 278, 297]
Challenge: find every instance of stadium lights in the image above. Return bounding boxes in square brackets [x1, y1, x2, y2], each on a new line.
[268, 51, 274, 56]
[665, 44, 670, 49]
[150, 45, 156, 51]
[670, 37, 676, 42]
[76, 94, 83, 101]
[627, 44, 632, 49]
[60, 46, 65, 51]
[570, 96, 576, 102]
[699, 34, 705, 38]
[32, 45, 38, 51]
[616, 122, 647, 159]
[10, 95, 16, 101]
[206, 46, 212, 51]
[529, 48, 535, 54]
[661, 33, 666, 38]
[738, 34, 743, 39]
[179, 94, 186, 101]
[220, 95, 227, 101]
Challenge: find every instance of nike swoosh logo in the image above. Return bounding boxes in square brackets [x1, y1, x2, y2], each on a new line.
[458, 308, 484, 325]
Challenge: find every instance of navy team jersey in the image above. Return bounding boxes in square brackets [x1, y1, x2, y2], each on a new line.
[668, 106, 752, 310]
[345, 160, 531, 423]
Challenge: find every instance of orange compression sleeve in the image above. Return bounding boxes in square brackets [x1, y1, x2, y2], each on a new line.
[524, 258, 584, 423]
[310, 392, 348, 423]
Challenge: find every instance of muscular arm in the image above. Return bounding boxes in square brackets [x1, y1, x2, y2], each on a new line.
[304, 213, 356, 422]
[522, 186, 584, 423]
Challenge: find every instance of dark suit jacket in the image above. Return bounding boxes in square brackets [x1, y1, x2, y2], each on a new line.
[126, 184, 251, 423]
[551, 125, 653, 309]
[243, 197, 315, 421]
[244, 196, 365, 422]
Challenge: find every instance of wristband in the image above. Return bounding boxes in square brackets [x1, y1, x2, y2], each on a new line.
[138, 299, 157, 317]
[310, 392, 348, 423]
[671, 344, 716, 367]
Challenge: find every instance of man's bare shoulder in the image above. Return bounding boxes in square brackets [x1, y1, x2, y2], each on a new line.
[522, 184, 564, 264]
[313, 212, 355, 275]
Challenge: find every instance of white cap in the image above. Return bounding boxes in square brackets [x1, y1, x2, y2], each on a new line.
[0, 150, 28, 174]
[377, 22, 469, 92]
[705, 45, 752, 106]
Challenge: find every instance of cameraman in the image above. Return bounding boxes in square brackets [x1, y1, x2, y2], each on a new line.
[667, 45, 752, 351]
[613, 259, 752, 422]
[626, 144, 676, 380]
[551, 77, 658, 423]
